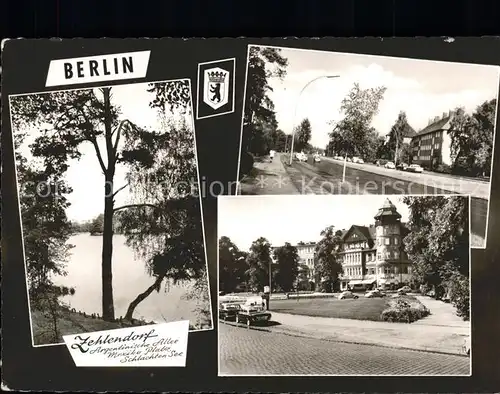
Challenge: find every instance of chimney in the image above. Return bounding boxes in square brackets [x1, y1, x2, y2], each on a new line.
[442, 112, 447, 119]
[434, 116, 440, 123]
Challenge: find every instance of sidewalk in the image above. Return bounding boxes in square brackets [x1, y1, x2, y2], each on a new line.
[258, 297, 470, 356]
[238, 153, 298, 194]
[323, 157, 489, 200]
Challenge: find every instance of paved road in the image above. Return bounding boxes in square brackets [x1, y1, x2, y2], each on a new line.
[282, 155, 487, 243]
[219, 323, 470, 376]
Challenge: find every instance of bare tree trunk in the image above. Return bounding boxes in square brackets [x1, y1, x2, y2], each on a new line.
[101, 88, 116, 322]
[125, 275, 164, 321]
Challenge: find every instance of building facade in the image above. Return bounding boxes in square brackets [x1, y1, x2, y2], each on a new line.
[271, 200, 414, 292]
[338, 199, 414, 291]
[410, 111, 454, 170]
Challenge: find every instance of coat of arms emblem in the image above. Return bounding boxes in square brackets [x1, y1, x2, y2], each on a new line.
[203, 67, 229, 110]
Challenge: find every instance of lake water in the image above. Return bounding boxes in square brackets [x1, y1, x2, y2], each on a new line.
[53, 234, 210, 327]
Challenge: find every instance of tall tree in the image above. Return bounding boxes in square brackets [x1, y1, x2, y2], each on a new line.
[294, 118, 312, 153]
[219, 236, 249, 293]
[242, 47, 288, 155]
[329, 83, 386, 158]
[11, 126, 76, 343]
[273, 243, 299, 292]
[245, 237, 272, 292]
[10, 81, 191, 322]
[315, 226, 343, 292]
[402, 196, 469, 318]
[450, 99, 496, 176]
[387, 111, 413, 165]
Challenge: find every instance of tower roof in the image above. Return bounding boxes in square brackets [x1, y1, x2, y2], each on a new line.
[374, 198, 401, 220]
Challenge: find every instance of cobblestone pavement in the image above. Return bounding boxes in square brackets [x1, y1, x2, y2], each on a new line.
[219, 324, 470, 376]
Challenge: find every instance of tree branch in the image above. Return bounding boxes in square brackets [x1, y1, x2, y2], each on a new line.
[113, 203, 158, 213]
[111, 119, 130, 156]
[89, 137, 107, 174]
[112, 182, 129, 197]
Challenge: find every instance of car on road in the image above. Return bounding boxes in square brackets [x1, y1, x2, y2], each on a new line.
[236, 296, 272, 326]
[365, 289, 385, 298]
[219, 302, 241, 321]
[338, 290, 359, 300]
[397, 285, 412, 295]
[384, 161, 396, 169]
[406, 164, 424, 173]
[397, 163, 408, 171]
[313, 154, 321, 163]
[296, 152, 307, 162]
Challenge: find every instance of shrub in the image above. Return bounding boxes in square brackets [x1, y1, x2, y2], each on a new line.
[446, 273, 470, 321]
[435, 163, 452, 174]
[239, 151, 254, 179]
[380, 296, 430, 323]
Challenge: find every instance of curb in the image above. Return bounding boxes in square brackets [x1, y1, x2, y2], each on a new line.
[220, 320, 469, 358]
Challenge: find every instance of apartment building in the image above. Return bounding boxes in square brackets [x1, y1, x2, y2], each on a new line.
[410, 110, 454, 170]
[338, 198, 414, 291]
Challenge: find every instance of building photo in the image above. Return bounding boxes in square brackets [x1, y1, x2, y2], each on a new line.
[218, 194, 471, 376]
[236, 44, 499, 249]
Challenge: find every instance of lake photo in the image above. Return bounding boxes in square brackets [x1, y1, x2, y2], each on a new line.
[11, 80, 213, 346]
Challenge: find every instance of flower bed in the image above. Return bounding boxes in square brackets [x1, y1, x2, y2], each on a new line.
[380, 295, 430, 323]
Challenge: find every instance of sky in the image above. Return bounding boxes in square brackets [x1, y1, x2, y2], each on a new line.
[13, 81, 193, 222]
[218, 195, 411, 251]
[256, 45, 500, 148]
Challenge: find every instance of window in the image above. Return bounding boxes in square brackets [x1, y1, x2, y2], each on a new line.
[384, 238, 390, 245]
[394, 251, 400, 259]
[394, 238, 399, 245]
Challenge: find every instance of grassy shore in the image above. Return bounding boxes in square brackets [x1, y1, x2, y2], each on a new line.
[31, 305, 209, 346]
[31, 308, 153, 346]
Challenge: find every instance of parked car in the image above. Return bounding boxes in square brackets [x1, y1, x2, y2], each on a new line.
[384, 161, 396, 169]
[352, 156, 362, 164]
[236, 296, 272, 326]
[219, 290, 226, 296]
[346, 157, 353, 162]
[365, 289, 385, 298]
[406, 164, 424, 173]
[338, 290, 359, 300]
[397, 163, 408, 171]
[296, 152, 308, 162]
[335, 155, 343, 160]
[397, 285, 412, 295]
[219, 302, 241, 321]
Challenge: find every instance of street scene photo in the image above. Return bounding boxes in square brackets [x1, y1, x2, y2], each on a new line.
[218, 195, 471, 376]
[9, 80, 212, 346]
[237, 44, 499, 248]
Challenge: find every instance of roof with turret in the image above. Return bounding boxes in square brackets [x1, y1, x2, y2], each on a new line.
[374, 198, 402, 220]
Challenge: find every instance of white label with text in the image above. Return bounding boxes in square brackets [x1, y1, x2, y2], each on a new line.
[63, 320, 189, 367]
[45, 50, 151, 87]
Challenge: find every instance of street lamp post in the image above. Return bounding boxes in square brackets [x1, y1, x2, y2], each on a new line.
[289, 75, 340, 166]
